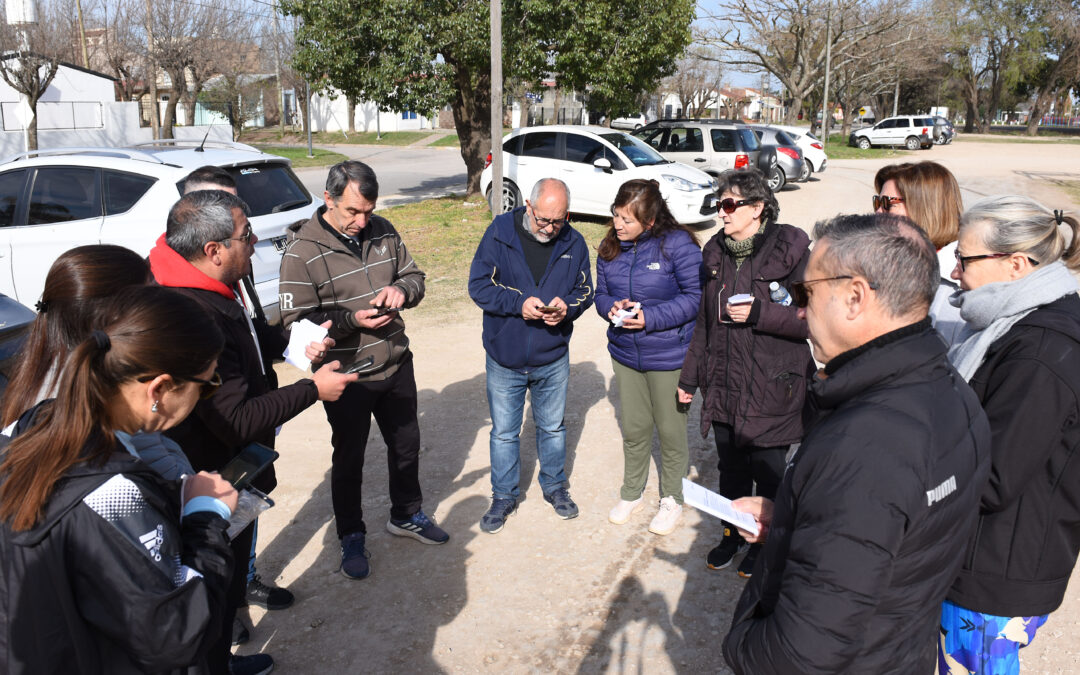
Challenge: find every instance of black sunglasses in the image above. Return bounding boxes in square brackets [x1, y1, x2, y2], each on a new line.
[137, 371, 222, 400]
[790, 276, 879, 308]
[719, 198, 753, 215]
[954, 250, 1040, 272]
[872, 195, 904, 212]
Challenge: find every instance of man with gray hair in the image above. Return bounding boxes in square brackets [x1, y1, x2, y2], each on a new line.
[278, 160, 445, 582]
[468, 178, 594, 533]
[151, 189, 355, 675]
[722, 213, 991, 675]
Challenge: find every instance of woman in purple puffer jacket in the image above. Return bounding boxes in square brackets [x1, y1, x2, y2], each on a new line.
[595, 179, 702, 537]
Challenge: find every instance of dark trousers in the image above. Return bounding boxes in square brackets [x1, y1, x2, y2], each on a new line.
[713, 422, 788, 503]
[207, 522, 253, 674]
[323, 353, 423, 539]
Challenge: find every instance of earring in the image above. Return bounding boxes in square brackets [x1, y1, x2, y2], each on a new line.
[151, 401, 159, 413]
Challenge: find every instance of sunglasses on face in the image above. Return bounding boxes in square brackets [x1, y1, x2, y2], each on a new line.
[872, 195, 904, 212]
[719, 198, 753, 215]
[954, 250, 1040, 272]
[790, 276, 879, 308]
[220, 223, 254, 245]
[138, 371, 223, 400]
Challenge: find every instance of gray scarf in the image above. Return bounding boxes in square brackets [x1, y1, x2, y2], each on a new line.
[948, 261, 1079, 380]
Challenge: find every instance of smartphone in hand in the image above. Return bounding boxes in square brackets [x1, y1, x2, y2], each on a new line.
[218, 443, 280, 490]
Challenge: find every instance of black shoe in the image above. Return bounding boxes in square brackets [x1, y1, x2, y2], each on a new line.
[737, 543, 761, 578]
[246, 575, 294, 610]
[543, 487, 579, 519]
[231, 617, 250, 646]
[228, 653, 274, 675]
[706, 526, 747, 570]
[340, 532, 370, 579]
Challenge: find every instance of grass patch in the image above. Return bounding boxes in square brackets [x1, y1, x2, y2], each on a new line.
[430, 134, 460, 148]
[817, 134, 917, 159]
[254, 145, 348, 168]
[244, 128, 435, 146]
[381, 196, 611, 316]
[955, 134, 1080, 144]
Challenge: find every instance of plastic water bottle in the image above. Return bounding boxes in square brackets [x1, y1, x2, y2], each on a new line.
[769, 281, 792, 306]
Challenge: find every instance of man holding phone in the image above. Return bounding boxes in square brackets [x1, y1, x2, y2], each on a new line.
[279, 161, 446, 582]
[468, 178, 594, 533]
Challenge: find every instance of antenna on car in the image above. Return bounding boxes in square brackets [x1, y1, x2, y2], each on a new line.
[195, 125, 212, 153]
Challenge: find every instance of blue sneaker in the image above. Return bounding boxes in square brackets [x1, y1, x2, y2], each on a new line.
[543, 488, 579, 519]
[228, 653, 274, 675]
[480, 497, 517, 534]
[386, 510, 449, 544]
[340, 532, 370, 579]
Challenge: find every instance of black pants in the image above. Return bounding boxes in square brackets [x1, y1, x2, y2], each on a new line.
[713, 422, 788, 503]
[207, 522, 253, 674]
[323, 353, 423, 539]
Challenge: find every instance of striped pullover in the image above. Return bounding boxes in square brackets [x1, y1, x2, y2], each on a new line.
[279, 208, 425, 381]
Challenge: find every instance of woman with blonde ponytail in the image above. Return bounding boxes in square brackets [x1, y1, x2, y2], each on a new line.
[0, 285, 237, 674]
[940, 196, 1080, 674]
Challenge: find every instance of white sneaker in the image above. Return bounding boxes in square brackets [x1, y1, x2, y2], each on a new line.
[608, 496, 644, 524]
[648, 496, 682, 535]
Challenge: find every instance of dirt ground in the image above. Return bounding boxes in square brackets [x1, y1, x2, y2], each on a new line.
[238, 140, 1080, 673]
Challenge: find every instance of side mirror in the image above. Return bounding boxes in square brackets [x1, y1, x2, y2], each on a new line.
[593, 157, 613, 173]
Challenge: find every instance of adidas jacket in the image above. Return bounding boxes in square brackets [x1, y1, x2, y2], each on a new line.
[279, 208, 425, 381]
[0, 416, 232, 673]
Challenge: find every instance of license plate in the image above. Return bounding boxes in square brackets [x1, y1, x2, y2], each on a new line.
[272, 236, 287, 253]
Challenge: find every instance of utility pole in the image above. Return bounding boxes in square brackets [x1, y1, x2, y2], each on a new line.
[893, 78, 900, 117]
[272, 2, 285, 133]
[305, 80, 313, 157]
[144, 0, 159, 139]
[819, 5, 833, 145]
[490, 0, 503, 215]
[74, 0, 89, 68]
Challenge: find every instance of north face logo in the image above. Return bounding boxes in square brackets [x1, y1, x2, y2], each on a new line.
[140, 525, 165, 562]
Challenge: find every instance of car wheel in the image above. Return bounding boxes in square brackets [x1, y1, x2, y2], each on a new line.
[486, 180, 522, 214]
[798, 160, 811, 182]
[633, 124, 642, 130]
[905, 136, 921, 151]
[857, 137, 871, 150]
[767, 165, 786, 192]
[934, 134, 947, 145]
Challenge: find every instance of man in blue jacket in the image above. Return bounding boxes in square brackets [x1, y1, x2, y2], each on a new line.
[468, 178, 594, 533]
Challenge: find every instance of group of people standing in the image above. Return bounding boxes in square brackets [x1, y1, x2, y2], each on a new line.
[0, 153, 1078, 675]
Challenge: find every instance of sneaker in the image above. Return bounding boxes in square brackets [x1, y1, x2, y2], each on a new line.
[648, 496, 683, 535]
[228, 653, 274, 675]
[737, 543, 761, 578]
[246, 575, 294, 610]
[706, 526, 747, 570]
[231, 617, 250, 646]
[340, 532, 370, 580]
[543, 487, 579, 520]
[386, 510, 450, 544]
[608, 496, 644, 524]
[480, 497, 517, 534]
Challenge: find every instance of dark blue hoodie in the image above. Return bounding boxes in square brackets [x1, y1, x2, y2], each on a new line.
[468, 208, 594, 370]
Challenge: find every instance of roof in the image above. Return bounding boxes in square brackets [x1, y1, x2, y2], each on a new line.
[0, 52, 116, 82]
[0, 140, 285, 170]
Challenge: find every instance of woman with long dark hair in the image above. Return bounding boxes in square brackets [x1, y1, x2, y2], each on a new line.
[0, 285, 236, 674]
[678, 168, 812, 577]
[596, 179, 702, 536]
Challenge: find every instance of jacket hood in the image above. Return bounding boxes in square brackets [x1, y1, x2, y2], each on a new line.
[149, 234, 235, 301]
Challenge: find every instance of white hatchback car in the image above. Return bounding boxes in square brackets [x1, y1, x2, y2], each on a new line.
[481, 125, 718, 225]
[769, 124, 829, 175]
[0, 141, 321, 322]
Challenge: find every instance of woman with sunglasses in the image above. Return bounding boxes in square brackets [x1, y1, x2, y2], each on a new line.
[0, 285, 237, 673]
[940, 196, 1080, 675]
[678, 168, 812, 577]
[596, 179, 702, 536]
[874, 161, 965, 343]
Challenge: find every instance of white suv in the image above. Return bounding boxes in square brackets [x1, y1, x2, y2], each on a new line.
[0, 141, 321, 322]
[849, 116, 935, 150]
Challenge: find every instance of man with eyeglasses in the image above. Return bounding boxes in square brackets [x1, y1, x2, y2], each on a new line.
[468, 177, 594, 533]
[150, 188, 355, 675]
[722, 213, 991, 675]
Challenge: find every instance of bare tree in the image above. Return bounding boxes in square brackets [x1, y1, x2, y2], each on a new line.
[662, 50, 724, 118]
[0, 0, 70, 150]
[95, 0, 146, 103]
[1023, 0, 1080, 134]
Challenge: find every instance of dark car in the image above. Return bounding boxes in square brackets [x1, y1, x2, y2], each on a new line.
[933, 116, 956, 145]
[0, 294, 35, 401]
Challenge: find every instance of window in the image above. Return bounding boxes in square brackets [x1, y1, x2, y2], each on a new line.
[104, 171, 156, 215]
[666, 127, 703, 152]
[229, 164, 312, 218]
[737, 129, 760, 151]
[774, 130, 797, 146]
[895, 118, 910, 128]
[711, 129, 737, 152]
[520, 132, 558, 159]
[28, 167, 101, 225]
[564, 133, 607, 164]
[636, 128, 666, 150]
[401, 111, 417, 120]
[502, 136, 521, 155]
[599, 133, 664, 168]
[876, 120, 895, 129]
[0, 170, 26, 226]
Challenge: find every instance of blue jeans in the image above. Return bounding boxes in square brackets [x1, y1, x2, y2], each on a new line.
[486, 352, 569, 500]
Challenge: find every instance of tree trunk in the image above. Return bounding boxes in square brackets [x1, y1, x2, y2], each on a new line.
[449, 63, 491, 196]
[183, 86, 201, 127]
[161, 67, 185, 139]
[27, 107, 38, 151]
[518, 92, 530, 127]
[347, 95, 356, 133]
[964, 99, 977, 133]
[784, 95, 802, 124]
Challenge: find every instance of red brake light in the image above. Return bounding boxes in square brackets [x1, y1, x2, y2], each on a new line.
[484, 152, 492, 169]
[921, 128, 928, 135]
[778, 147, 799, 160]
[734, 154, 748, 169]
[811, 142, 823, 149]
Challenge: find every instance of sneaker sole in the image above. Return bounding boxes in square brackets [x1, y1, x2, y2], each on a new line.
[385, 520, 449, 545]
[608, 500, 644, 525]
[648, 521, 679, 536]
[340, 565, 370, 580]
[737, 570, 753, 579]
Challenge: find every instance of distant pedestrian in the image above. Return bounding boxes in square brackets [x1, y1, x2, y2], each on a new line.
[596, 179, 701, 536]
[468, 177, 594, 533]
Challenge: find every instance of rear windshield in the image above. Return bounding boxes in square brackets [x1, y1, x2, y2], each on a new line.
[172, 163, 312, 217]
[774, 130, 797, 146]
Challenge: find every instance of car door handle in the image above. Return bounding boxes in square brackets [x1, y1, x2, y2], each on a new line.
[694, 158, 706, 162]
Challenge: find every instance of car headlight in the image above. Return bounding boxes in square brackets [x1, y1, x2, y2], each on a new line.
[662, 174, 696, 192]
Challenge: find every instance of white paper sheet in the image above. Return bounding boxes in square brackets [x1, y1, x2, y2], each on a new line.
[283, 319, 328, 371]
[681, 478, 760, 535]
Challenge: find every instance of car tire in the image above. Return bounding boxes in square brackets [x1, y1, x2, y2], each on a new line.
[798, 160, 811, 182]
[857, 137, 871, 150]
[767, 165, 786, 192]
[905, 136, 921, 150]
[934, 134, 947, 145]
[486, 180, 522, 214]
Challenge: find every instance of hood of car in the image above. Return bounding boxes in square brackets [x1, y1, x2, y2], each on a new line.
[637, 160, 714, 188]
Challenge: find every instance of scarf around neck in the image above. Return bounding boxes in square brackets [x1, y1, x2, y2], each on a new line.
[948, 260, 1079, 380]
[724, 223, 764, 270]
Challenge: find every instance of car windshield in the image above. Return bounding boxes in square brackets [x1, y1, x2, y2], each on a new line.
[599, 132, 669, 167]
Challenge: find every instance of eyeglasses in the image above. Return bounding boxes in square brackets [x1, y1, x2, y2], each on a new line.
[220, 223, 254, 245]
[719, 198, 753, 214]
[137, 371, 222, 399]
[954, 250, 1040, 272]
[790, 276, 879, 308]
[872, 195, 904, 212]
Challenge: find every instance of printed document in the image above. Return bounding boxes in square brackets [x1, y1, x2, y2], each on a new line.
[682, 478, 760, 535]
[283, 319, 328, 371]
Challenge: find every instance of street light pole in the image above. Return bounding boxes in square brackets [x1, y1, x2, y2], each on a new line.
[820, 5, 832, 145]
[490, 0, 503, 215]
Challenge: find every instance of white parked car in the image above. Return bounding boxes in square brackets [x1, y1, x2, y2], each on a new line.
[0, 141, 321, 323]
[610, 113, 654, 130]
[848, 115, 935, 150]
[769, 124, 829, 175]
[481, 125, 718, 225]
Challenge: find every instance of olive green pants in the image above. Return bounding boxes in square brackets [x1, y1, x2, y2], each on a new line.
[612, 359, 689, 504]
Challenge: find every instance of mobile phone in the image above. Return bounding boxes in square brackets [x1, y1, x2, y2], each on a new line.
[538, 305, 560, 313]
[219, 442, 280, 490]
[343, 356, 375, 374]
[372, 306, 400, 317]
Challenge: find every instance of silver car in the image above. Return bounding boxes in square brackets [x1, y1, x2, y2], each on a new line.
[747, 125, 806, 191]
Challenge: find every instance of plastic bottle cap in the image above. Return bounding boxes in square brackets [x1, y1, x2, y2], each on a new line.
[769, 281, 780, 290]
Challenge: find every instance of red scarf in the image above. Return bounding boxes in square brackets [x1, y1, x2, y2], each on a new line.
[148, 233, 236, 300]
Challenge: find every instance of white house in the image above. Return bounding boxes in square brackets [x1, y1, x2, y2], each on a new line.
[305, 87, 434, 134]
